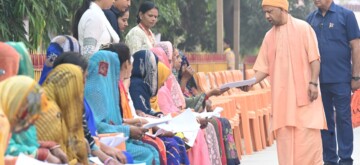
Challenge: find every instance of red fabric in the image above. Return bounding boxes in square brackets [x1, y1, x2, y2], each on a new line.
[215, 118, 227, 165]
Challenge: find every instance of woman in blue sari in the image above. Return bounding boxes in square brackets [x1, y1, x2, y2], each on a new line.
[85, 50, 159, 165]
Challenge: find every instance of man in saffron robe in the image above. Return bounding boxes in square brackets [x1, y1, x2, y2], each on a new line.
[247, 0, 327, 164]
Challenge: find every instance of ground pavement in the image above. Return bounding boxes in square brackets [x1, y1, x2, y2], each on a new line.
[241, 127, 360, 165]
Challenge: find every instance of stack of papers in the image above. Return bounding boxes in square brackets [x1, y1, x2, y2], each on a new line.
[146, 109, 200, 147]
[220, 77, 256, 90]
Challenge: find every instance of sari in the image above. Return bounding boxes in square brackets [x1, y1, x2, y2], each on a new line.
[156, 42, 186, 109]
[130, 50, 189, 165]
[5, 42, 57, 161]
[0, 42, 19, 81]
[39, 35, 81, 85]
[0, 76, 48, 162]
[36, 64, 88, 165]
[0, 76, 47, 164]
[85, 50, 158, 165]
[130, 50, 160, 116]
[6, 42, 34, 78]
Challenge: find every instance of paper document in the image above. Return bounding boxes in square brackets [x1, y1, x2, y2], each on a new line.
[99, 134, 128, 148]
[220, 77, 256, 90]
[183, 130, 199, 147]
[89, 157, 103, 165]
[193, 107, 224, 118]
[16, 153, 67, 165]
[142, 114, 172, 129]
[168, 109, 200, 132]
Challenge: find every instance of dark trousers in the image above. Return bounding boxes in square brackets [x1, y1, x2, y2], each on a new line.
[320, 83, 353, 165]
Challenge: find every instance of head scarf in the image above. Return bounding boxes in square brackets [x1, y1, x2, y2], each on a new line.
[85, 50, 130, 136]
[156, 41, 173, 67]
[38, 35, 80, 85]
[155, 43, 186, 109]
[6, 42, 34, 78]
[150, 62, 179, 115]
[0, 76, 47, 160]
[0, 76, 45, 164]
[0, 76, 47, 132]
[130, 50, 160, 115]
[262, 0, 289, 11]
[0, 42, 20, 81]
[37, 64, 87, 164]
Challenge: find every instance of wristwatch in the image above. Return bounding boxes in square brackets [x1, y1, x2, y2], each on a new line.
[352, 76, 360, 81]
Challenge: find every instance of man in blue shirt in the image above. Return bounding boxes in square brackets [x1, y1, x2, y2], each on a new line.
[307, 0, 360, 165]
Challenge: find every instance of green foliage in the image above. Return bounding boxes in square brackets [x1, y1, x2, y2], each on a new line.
[0, 0, 77, 50]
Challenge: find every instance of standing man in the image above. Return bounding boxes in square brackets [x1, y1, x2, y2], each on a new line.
[104, 0, 131, 37]
[249, 0, 327, 164]
[307, 0, 360, 165]
[223, 38, 236, 70]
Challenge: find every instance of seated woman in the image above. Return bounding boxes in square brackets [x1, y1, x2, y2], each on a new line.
[177, 51, 241, 165]
[35, 64, 88, 165]
[84, 50, 159, 165]
[149, 46, 212, 165]
[0, 76, 50, 163]
[52, 52, 129, 164]
[103, 45, 189, 165]
[4, 42, 68, 164]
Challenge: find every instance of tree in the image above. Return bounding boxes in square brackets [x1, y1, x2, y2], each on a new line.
[224, 0, 316, 55]
[0, 0, 77, 50]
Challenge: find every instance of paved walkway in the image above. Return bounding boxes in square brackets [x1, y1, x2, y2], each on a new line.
[241, 128, 360, 165]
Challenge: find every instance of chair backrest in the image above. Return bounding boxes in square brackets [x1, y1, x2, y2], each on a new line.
[194, 72, 211, 92]
[232, 70, 243, 81]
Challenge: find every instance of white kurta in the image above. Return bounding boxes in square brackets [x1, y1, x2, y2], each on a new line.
[78, 2, 119, 59]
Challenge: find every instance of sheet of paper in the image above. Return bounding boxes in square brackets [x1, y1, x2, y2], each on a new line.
[168, 109, 200, 133]
[183, 130, 199, 147]
[16, 153, 67, 165]
[220, 77, 256, 90]
[99, 134, 128, 148]
[193, 107, 224, 118]
[142, 114, 172, 129]
[89, 157, 103, 165]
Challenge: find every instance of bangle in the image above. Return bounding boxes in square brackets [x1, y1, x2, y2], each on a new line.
[309, 82, 318, 87]
[104, 157, 113, 165]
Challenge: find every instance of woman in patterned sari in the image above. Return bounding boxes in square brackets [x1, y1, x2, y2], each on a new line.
[0, 76, 49, 164]
[84, 50, 159, 165]
[177, 51, 241, 165]
[35, 64, 88, 165]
